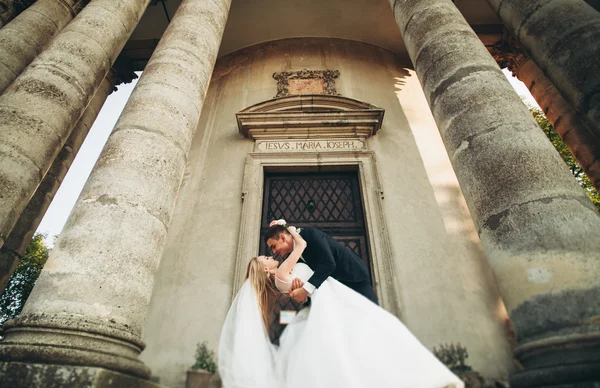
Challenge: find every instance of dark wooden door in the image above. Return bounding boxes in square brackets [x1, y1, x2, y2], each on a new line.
[259, 172, 371, 276]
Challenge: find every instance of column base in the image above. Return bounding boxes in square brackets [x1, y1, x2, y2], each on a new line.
[510, 333, 600, 387]
[511, 364, 600, 388]
[0, 362, 165, 388]
[0, 314, 151, 378]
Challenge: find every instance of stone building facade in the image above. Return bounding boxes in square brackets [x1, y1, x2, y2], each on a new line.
[0, 1, 598, 387]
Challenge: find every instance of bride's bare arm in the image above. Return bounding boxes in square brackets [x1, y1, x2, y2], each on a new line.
[276, 227, 307, 281]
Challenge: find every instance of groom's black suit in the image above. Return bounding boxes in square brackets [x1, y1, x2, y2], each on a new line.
[299, 227, 378, 304]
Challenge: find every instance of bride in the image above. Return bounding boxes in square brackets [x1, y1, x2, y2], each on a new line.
[219, 226, 464, 388]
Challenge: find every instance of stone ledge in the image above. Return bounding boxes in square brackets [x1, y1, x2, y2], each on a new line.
[0, 362, 166, 388]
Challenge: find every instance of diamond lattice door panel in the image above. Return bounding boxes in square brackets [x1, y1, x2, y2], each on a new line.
[260, 172, 370, 272]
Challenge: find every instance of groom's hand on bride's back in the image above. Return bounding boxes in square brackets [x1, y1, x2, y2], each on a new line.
[290, 287, 308, 303]
[290, 278, 308, 303]
[291, 277, 304, 291]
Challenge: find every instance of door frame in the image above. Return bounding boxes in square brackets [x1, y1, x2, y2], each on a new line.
[233, 150, 402, 317]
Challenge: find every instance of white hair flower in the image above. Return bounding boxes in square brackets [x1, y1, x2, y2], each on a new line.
[269, 219, 288, 228]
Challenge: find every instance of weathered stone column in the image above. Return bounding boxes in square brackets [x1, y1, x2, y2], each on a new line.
[486, 0, 600, 150]
[0, 0, 86, 94]
[390, 1, 600, 386]
[0, 0, 149, 251]
[0, 0, 231, 385]
[0, 71, 115, 295]
[493, 37, 600, 192]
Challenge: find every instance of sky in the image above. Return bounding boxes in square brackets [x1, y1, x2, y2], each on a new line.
[34, 68, 539, 246]
[35, 77, 140, 246]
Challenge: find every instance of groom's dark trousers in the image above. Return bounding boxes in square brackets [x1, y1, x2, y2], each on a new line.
[299, 227, 378, 304]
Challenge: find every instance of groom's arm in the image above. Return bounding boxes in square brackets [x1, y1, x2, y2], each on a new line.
[290, 228, 336, 303]
[304, 233, 336, 290]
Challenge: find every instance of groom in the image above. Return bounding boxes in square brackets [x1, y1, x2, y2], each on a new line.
[265, 223, 378, 304]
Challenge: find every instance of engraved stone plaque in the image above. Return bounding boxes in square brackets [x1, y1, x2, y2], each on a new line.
[272, 69, 340, 97]
[288, 78, 325, 95]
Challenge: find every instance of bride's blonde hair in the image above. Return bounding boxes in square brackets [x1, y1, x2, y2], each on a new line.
[246, 257, 280, 332]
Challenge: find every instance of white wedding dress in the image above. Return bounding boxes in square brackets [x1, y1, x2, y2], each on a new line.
[219, 263, 464, 388]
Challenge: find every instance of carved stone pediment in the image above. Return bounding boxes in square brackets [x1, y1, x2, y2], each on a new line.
[272, 69, 340, 98]
[236, 94, 384, 140]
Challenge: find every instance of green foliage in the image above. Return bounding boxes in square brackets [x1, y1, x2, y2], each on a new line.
[0, 233, 50, 326]
[191, 341, 217, 373]
[529, 106, 600, 211]
[433, 343, 472, 373]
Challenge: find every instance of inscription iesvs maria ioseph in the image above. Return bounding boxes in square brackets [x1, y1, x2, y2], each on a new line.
[256, 139, 364, 152]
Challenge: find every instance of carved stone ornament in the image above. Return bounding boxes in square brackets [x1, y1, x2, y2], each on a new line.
[57, 0, 88, 16]
[491, 32, 529, 76]
[272, 69, 340, 98]
[0, 0, 38, 26]
[111, 57, 139, 92]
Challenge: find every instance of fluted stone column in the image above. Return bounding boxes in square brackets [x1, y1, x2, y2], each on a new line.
[0, 72, 115, 295]
[486, 0, 600, 151]
[0, 0, 231, 385]
[0, 0, 85, 94]
[493, 37, 600, 192]
[390, 1, 600, 386]
[0, 0, 149, 252]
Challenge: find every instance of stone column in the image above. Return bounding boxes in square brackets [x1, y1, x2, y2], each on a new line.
[0, 0, 86, 94]
[0, 0, 231, 385]
[493, 36, 600, 192]
[0, 71, 115, 295]
[390, 1, 600, 387]
[0, 0, 149, 251]
[486, 0, 600, 152]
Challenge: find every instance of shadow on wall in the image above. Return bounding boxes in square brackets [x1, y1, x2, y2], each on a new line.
[427, 182, 515, 348]
[393, 70, 410, 90]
